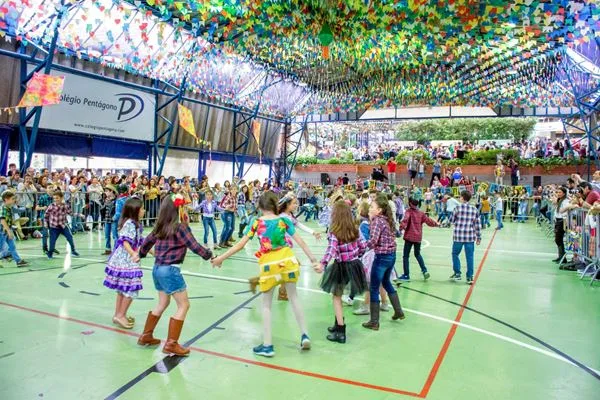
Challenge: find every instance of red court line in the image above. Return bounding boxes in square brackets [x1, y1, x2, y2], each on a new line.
[0, 300, 422, 398]
[418, 230, 497, 398]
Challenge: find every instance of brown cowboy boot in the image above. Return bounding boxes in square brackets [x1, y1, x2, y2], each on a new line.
[389, 292, 406, 321]
[162, 318, 190, 356]
[362, 302, 380, 331]
[137, 312, 161, 346]
[249, 276, 260, 294]
[277, 285, 288, 301]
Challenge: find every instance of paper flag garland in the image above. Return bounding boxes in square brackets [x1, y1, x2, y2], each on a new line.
[1, 0, 599, 118]
[17, 72, 65, 107]
[177, 103, 197, 142]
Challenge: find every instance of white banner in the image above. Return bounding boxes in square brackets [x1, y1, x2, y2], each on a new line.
[27, 68, 155, 141]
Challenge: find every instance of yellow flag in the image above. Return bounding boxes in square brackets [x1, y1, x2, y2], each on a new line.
[177, 103, 198, 143]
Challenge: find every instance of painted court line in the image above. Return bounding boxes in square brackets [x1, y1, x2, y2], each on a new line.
[0, 300, 421, 398]
[18, 252, 597, 376]
[418, 230, 496, 398]
[293, 288, 600, 375]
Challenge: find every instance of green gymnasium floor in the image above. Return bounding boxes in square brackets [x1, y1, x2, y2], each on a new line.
[0, 220, 598, 400]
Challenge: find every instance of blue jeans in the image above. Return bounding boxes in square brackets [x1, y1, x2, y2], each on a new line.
[49, 227, 76, 254]
[370, 253, 397, 303]
[237, 205, 248, 225]
[532, 203, 540, 218]
[220, 211, 235, 243]
[112, 215, 120, 240]
[104, 222, 117, 250]
[496, 209, 504, 229]
[202, 216, 218, 245]
[518, 202, 528, 222]
[480, 213, 490, 227]
[452, 242, 475, 279]
[42, 227, 48, 250]
[0, 231, 22, 262]
[152, 265, 186, 295]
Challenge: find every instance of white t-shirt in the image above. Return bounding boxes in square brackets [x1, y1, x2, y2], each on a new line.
[446, 198, 461, 214]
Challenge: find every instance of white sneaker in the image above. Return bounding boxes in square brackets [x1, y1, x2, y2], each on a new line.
[342, 295, 354, 306]
[353, 304, 369, 315]
[380, 302, 391, 312]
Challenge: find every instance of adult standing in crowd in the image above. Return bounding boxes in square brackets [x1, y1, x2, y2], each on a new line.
[387, 157, 397, 186]
[509, 159, 519, 186]
[577, 182, 600, 209]
[552, 187, 571, 264]
[430, 156, 442, 187]
[449, 191, 481, 285]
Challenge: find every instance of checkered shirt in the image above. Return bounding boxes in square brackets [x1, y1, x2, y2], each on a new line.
[221, 193, 237, 212]
[451, 203, 482, 243]
[0, 205, 13, 230]
[366, 215, 397, 254]
[139, 223, 212, 265]
[44, 203, 71, 229]
[321, 233, 367, 266]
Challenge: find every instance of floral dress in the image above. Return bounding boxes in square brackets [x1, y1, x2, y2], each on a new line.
[246, 216, 300, 292]
[103, 219, 143, 297]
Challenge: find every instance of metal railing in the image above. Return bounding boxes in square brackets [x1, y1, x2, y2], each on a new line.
[561, 208, 599, 286]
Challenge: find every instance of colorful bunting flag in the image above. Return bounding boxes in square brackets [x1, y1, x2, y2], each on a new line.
[17, 72, 65, 107]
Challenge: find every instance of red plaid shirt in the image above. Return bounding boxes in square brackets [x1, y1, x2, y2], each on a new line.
[139, 224, 212, 265]
[321, 234, 367, 266]
[44, 202, 71, 229]
[366, 215, 397, 254]
[220, 193, 237, 212]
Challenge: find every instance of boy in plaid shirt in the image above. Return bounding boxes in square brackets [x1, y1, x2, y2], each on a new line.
[0, 191, 28, 267]
[44, 191, 80, 259]
[449, 190, 482, 285]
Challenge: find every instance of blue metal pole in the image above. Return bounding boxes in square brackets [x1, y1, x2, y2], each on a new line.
[156, 78, 185, 177]
[21, 1, 67, 172]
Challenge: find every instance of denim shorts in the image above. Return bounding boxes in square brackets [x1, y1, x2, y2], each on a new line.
[152, 265, 186, 295]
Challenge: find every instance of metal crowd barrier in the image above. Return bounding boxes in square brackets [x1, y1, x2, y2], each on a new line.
[563, 208, 599, 286]
[0, 190, 179, 238]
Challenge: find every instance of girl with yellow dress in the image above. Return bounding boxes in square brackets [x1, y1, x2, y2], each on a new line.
[211, 192, 320, 357]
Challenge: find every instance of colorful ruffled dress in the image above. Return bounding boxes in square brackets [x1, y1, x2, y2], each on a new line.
[103, 219, 143, 297]
[246, 216, 300, 293]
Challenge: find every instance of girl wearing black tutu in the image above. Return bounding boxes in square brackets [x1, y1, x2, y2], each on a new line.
[318, 200, 368, 343]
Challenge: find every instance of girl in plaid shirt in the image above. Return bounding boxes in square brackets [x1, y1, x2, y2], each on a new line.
[363, 194, 405, 331]
[319, 200, 368, 344]
[137, 195, 213, 357]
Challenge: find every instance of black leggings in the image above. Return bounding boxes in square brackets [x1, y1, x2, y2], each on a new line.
[554, 219, 565, 258]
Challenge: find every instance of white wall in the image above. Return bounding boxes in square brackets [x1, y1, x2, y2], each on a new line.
[204, 159, 270, 183]
[161, 149, 199, 178]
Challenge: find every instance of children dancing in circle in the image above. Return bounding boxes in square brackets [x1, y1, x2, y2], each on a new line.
[319, 200, 368, 343]
[137, 195, 213, 357]
[211, 192, 320, 358]
[363, 194, 405, 330]
[103, 197, 145, 329]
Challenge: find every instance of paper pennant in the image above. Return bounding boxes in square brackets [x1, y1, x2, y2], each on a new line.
[17, 73, 65, 107]
[1, 0, 599, 117]
[177, 103, 197, 142]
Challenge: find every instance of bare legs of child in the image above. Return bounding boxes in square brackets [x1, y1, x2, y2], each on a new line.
[255, 283, 309, 357]
[249, 276, 288, 302]
[326, 295, 346, 343]
[112, 292, 135, 329]
[138, 290, 191, 356]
